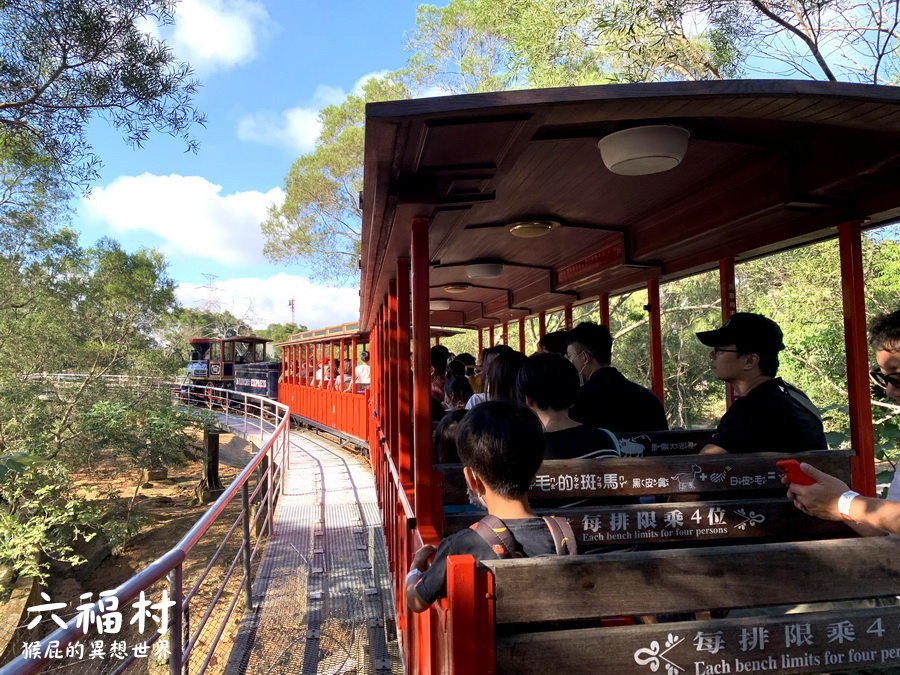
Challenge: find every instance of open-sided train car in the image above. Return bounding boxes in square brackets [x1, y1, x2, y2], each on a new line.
[356, 80, 900, 673]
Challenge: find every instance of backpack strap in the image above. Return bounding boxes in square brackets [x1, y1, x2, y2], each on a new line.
[469, 514, 523, 558]
[542, 516, 578, 555]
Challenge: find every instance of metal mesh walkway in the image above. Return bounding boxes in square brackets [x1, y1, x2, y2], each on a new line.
[226, 429, 399, 674]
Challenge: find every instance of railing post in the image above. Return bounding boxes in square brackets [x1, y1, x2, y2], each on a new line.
[242, 483, 254, 611]
[169, 565, 184, 675]
[646, 279, 665, 402]
[719, 257, 738, 407]
[267, 442, 274, 536]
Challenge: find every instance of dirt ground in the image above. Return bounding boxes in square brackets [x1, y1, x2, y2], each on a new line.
[9, 432, 261, 674]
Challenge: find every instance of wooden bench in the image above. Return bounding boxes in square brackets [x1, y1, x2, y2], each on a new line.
[614, 429, 714, 457]
[438, 450, 854, 546]
[433, 449, 900, 673]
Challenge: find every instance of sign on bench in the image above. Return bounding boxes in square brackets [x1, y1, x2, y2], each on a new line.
[615, 429, 714, 457]
[481, 538, 900, 674]
[439, 450, 854, 546]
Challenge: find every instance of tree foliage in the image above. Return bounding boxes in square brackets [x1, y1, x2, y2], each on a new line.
[0, 0, 204, 186]
[262, 76, 409, 283]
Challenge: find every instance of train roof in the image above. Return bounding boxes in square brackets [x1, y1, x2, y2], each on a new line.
[277, 322, 367, 346]
[360, 79, 900, 330]
[188, 336, 272, 344]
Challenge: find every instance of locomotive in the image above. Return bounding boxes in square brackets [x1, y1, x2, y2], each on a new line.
[186, 335, 280, 399]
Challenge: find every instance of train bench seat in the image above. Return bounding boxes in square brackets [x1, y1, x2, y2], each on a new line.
[435, 449, 900, 673]
[438, 449, 855, 547]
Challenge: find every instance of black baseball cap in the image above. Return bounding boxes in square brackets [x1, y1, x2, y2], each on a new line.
[696, 312, 785, 354]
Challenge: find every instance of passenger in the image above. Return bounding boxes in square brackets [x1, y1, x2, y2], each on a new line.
[406, 401, 576, 612]
[464, 345, 513, 407]
[466, 348, 525, 408]
[433, 408, 467, 463]
[697, 312, 826, 454]
[787, 310, 900, 535]
[446, 359, 466, 379]
[354, 351, 371, 392]
[431, 345, 450, 404]
[444, 373, 474, 411]
[537, 329, 569, 356]
[567, 322, 668, 432]
[340, 358, 353, 391]
[518, 353, 619, 460]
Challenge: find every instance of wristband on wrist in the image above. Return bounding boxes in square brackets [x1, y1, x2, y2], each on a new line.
[406, 568, 423, 581]
[838, 490, 860, 521]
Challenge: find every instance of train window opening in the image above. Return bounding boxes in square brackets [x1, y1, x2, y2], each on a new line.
[223, 341, 234, 362]
[607, 287, 652, 390]
[209, 342, 222, 362]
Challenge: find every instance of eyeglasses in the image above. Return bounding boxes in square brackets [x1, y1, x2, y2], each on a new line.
[712, 347, 741, 356]
[869, 367, 900, 390]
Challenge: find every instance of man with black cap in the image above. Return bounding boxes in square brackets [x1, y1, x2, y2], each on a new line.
[696, 312, 826, 454]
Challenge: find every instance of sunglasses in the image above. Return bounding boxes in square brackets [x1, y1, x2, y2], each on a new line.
[869, 367, 900, 390]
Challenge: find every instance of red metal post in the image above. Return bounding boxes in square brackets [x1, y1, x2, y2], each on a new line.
[477, 328, 483, 357]
[411, 218, 437, 530]
[646, 279, 665, 402]
[397, 257, 413, 487]
[719, 257, 738, 407]
[564, 303, 573, 330]
[838, 221, 876, 496]
[501, 321, 508, 345]
[598, 294, 610, 327]
[446, 556, 495, 675]
[488, 325, 495, 347]
[351, 336, 357, 391]
[538, 311, 546, 338]
[388, 283, 400, 467]
[518, 317, 525, 353]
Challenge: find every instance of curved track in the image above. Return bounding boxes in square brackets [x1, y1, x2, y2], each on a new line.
[227, 427, 398, 674]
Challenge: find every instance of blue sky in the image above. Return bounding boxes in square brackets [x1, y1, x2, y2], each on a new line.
[75, 0, 432, 329]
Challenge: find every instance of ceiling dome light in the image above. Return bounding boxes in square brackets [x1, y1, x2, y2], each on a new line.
[598, 125, 690, 176]
[507, 219, 560, 238]
[442, 283, 471, 293]
[465, 262, 504, 279]
[429, 300, 451, 311]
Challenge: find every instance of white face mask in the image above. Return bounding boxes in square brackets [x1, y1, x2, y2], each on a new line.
[466, 485, 487, 510]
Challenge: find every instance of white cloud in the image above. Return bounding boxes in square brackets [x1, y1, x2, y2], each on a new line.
[237, 71, 392, 152]
[168, 0, 271, 73]
[82, 173, 283, 267]
[175, 273, 359, 329]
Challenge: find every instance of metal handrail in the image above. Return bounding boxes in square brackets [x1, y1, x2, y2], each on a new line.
[1, 379, 290, 675]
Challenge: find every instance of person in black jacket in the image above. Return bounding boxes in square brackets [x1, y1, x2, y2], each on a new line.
[566, 322, 668, 432]
[696, 312, 826, 454]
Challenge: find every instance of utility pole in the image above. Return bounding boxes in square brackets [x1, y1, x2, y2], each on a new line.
[288, 297, 295, 326]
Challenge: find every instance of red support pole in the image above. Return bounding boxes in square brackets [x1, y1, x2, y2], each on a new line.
[411, 218, 438, 532]
[719, 257, 738, 407]
[538, 311, 546, 338]
[839, 221, 876, 496]
[646, 279, 665, 402]
[446, 556, 495, 675]
[330, 340, 335, 390]
[488, 325, 495, 347]
[598, 294, 610, 327]
[435, 336, 440, 346]
[388, 283, 399, 465]
[501, 321, 508, 345]
[477, 328, 483, 356]
[351, 336, 357, 391]
[397, 257, 413, 487]
[518, 317, 525, 353]
[564, 303, 573, 330]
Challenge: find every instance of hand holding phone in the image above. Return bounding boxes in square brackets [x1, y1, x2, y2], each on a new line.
[776, 459, 816, 486]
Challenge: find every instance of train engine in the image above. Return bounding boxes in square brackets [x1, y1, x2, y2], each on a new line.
[186, 336, 280, 399]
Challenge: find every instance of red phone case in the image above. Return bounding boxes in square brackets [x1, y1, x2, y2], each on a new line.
[776, 459, 816, 485]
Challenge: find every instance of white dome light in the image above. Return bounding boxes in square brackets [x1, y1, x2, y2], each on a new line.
[598, 125, 690, 176]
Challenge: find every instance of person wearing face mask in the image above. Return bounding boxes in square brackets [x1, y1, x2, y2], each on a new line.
[567, 322, 668, 432]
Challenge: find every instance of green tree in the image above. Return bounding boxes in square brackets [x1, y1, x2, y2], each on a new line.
[0, 0, 204, 186]
[254, 322, 307, 357]
[262, 75, 409, 283]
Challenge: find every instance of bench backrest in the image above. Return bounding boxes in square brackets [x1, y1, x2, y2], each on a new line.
[440, 450, 853, 546]
[481, 537, 900, 674]
[614, 428, 714, 456]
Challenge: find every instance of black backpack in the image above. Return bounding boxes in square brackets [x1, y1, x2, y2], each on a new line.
[469, 514, 578, 558]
